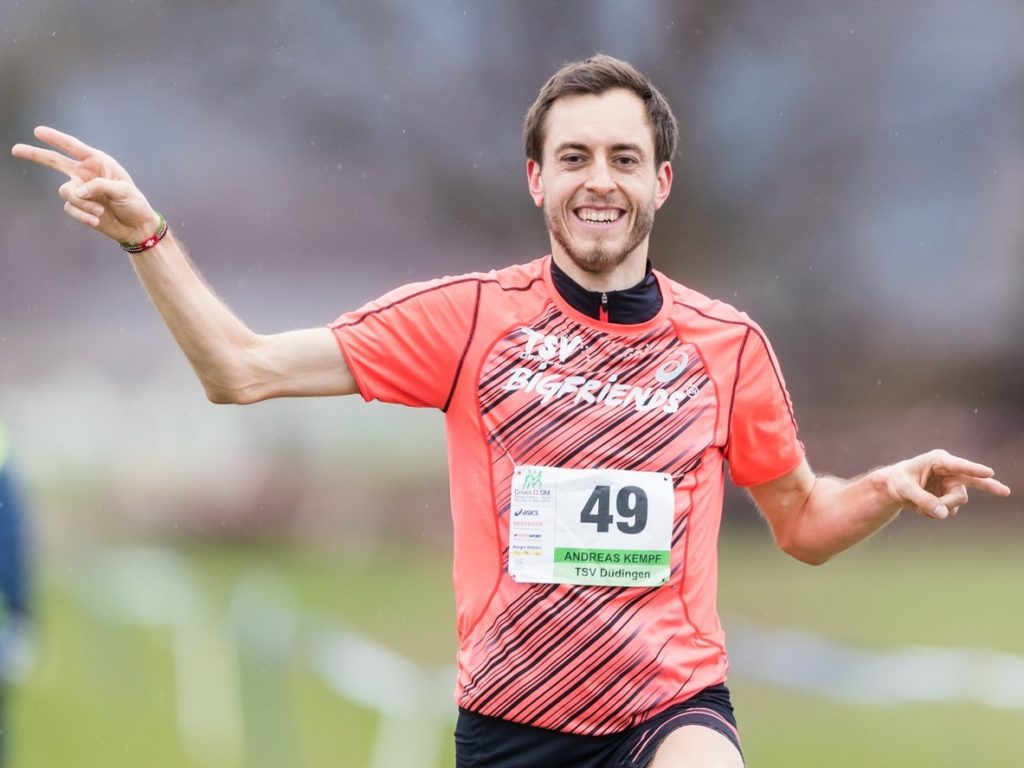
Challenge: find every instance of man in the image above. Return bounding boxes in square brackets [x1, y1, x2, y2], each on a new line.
[0, 420, 32, 768]
[12, 55, 1010, 767]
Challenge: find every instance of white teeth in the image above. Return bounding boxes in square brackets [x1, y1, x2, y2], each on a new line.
[577, 208, 622, 223]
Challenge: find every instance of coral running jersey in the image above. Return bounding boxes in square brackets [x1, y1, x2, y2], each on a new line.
[331, 256, 803, 735]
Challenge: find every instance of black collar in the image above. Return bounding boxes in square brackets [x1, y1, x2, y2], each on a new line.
[550, 258, 662, 324]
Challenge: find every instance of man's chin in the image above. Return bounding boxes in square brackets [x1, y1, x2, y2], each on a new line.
[565, 247, 630, 275]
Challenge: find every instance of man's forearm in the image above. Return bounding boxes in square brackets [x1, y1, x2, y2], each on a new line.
[13, 128, 357, 402]
[128, 232, 261, 403]
[777, 470, 902, 565]
[754, 451, 1006, 565]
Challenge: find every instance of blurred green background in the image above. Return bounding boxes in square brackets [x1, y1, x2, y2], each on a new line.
[1, 1, 1022, 766]
[10, 529, 1024, 767]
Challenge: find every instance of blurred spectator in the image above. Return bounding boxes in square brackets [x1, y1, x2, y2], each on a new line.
[0, 419, 33, 768]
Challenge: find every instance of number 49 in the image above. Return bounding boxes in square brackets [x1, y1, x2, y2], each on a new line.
[580, 485, 648, 534]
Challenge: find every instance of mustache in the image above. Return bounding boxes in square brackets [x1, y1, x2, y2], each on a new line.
[571, 196, 628, 209]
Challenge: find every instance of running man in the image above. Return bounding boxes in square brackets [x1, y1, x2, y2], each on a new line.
[12, 55, 1010, 767]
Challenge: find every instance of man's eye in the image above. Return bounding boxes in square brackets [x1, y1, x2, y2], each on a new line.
[615, 156, 639, 166]
[562, 155, 585, 164]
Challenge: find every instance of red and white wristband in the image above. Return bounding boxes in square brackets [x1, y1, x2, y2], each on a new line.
[119, 212, 168, 254]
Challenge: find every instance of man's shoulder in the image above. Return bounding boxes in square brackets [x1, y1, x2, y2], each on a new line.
[403, 257, 546, 297]
[473, 257, 547, 292]
[340, 258, 545, 320]
[657, 272, 758, 332]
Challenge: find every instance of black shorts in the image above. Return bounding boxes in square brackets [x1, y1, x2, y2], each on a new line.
[454, 683, 742, 768]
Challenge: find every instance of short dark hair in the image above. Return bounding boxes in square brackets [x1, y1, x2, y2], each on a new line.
[523, 54, 679, 166]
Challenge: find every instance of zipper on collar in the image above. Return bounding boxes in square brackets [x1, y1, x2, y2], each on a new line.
[599, 292, 609, 322]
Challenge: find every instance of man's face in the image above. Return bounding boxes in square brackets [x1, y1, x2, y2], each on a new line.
[527, 88, 672, 276]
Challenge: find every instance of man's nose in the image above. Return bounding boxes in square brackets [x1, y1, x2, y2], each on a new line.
[584, 160, 616, 195]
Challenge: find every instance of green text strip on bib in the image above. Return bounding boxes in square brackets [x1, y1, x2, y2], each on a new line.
[509, 465, 673, 588]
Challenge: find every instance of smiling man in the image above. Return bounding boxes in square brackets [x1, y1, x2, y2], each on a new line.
[527, 85, 671, 288]
[12, 55, 1010, 767]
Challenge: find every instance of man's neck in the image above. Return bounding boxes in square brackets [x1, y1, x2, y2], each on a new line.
[550, 256, 662, 324]
[550, 246, 650, 292]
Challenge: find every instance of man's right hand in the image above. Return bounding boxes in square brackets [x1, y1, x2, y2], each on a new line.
[13, 126, 358, 402]
[12, 126, 161, 245]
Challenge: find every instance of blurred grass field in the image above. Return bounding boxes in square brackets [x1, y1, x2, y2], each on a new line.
[719, 529, 1024, 767]
[8, 524, 1023, 767]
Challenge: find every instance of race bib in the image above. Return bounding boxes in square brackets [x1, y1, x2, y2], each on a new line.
[508, 465, 674, 587]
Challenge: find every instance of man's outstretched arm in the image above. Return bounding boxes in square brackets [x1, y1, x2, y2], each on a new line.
[12, 126, 356, 403]
[749, 450, 1011, 565]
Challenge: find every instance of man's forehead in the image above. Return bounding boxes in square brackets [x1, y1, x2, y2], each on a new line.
[543, 88, 654, 155]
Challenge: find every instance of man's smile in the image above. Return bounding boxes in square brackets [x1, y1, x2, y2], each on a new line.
[572, 206, 627, 228]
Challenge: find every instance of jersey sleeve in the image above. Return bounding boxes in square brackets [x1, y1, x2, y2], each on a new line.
[725, 326, 805, 486]
[330, 277, 480, 409]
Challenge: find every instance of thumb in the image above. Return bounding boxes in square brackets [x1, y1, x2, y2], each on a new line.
[903, 482, 948, 519]
[73, 176, 157, 242]
[888, 468, 948, 519]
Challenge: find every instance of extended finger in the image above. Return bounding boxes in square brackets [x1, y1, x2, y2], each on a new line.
[11, 143, 76, 176]
[34, 125, 97, 161]
[926, 450, 997, 479]
[946, 474, 1011, 497]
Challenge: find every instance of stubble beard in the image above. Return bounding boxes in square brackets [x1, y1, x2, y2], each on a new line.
[545, 200, 655, 275]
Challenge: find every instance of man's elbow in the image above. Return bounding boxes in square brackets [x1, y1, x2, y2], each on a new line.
[204, 387, 237, 405]
[202, 378, 265, 405]
[774, 529, 833, 566]
[199, 347, 270, 405]
[784, 546, 832, 566]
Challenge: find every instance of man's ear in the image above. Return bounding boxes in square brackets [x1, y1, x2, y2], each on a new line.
[654, 161, 673, 210]
[527, 159, 544, 207]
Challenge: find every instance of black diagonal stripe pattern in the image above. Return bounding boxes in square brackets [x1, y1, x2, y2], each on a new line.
[461, 308, 719, 731]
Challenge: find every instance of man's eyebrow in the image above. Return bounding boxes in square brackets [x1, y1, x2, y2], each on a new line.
[551, 142, 648, 158]
[610, 143, 646, 158]
[552, 142, 591, 155]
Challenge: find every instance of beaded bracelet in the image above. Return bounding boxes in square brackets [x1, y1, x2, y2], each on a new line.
[119, 213, 168, 254]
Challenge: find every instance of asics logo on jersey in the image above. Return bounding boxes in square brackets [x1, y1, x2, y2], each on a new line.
[655, 353, 690, 384]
